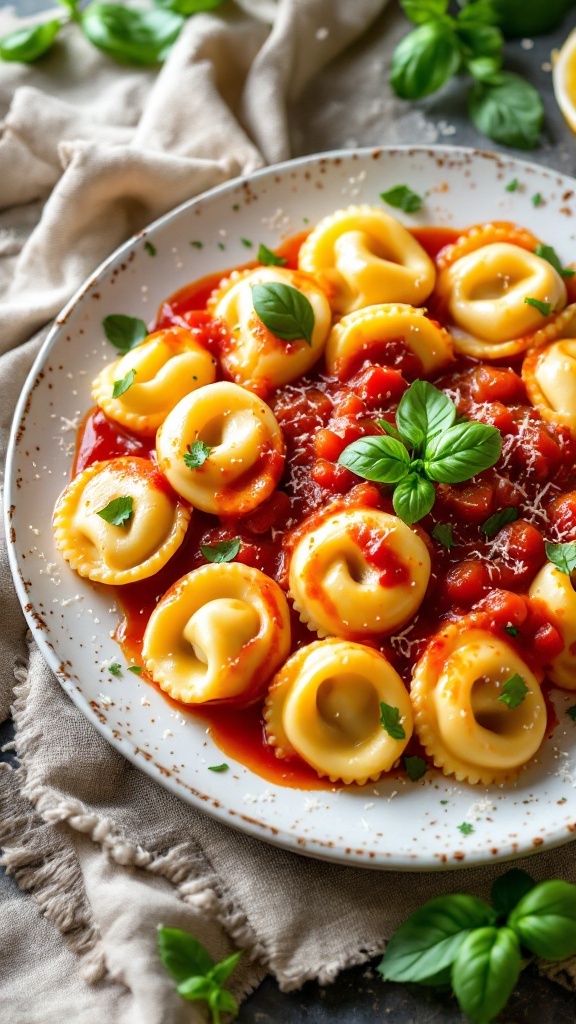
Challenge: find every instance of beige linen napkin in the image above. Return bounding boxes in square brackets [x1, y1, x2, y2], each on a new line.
[2, 3, 576, 1022]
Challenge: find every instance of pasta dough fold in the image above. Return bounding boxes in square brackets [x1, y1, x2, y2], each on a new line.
[529, 562, 576, 690]
[523, 339, 576, 434]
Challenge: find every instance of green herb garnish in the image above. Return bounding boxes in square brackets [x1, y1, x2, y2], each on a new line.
[144, 241, 157, 256]
[108, 663, 122, 677]
[545, 541, 576, 575]
[257, 243, 287, 267]
[532, 192, 543, 207]
[534, 244, 575, 278]
[524, 297, 551, 316]
[380, 185, 424, 213]
[458, 822, 474, 836]
[506, 179, 519, 192]
[432, 523, 456, 550]
[566, 706, 576, 722]
[128, 666, 143, 675]
[497, 673, 529, 710]
[103, 315, 147, 354]
[252, 282, 314, 346]
[183, 441, 211, 469]
[480, 506, 518, 538]
[200, 538, 241, 564]
[96, 496, 133, 527]
[208, 763, 229, 772]
[379, 703, 406, 740]
[505, 625, 519, 638]
[158, 927, 240, 1023]
[112, 368, 137, 398]
[404, 755, 427, 781]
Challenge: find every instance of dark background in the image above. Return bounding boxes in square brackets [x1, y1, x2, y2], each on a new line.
[3, 0, 576, 1020]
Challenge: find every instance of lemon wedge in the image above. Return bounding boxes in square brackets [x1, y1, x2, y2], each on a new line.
[553, 28, 576, 135]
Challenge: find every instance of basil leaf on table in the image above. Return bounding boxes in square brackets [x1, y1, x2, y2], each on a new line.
[395, 379, 456, 452]
[456, 0, 499, 26]
[452, 927, 521, 1024]
[80, 4, 185, 66]
[377, 894, 496, 983]
[490, 869, 536, 918]
[399, 0, 449, 24]
[153, 0, 223, 12]
[103, 314, 148, 353]
[424, 421, 502, 483]
[468, 71, 544, 149]
[338, 435, 411, 483]
[392, 472, 436, 525]
[209, 950, 242, 984]
[252, 282, 315, 345]
[507, 881, 576, 960]
[457, 23, 503, 65]
[158, 928, 215, 982]
[390, 20, 462, 100]
[0, 19, 62, 62]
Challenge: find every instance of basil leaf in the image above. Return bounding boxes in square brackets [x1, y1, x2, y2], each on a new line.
[567, 706, 576, 722]
[393, 472, 436, 525]
[507, 881, 576, 961]
[210, 989, 238, 1015]
[390, 20, 461, 100]
[0, 19, 61, 62]
[466, 55, 502, 82]
[379, 703, 406, 740]
[424, 421, 501, 483]
[468, 71, 544, 150]
[404, 754, 427, 781]
[153, 0, 223, 12]
[532, 192, 543, 207]
[338, 436, 411, 484]
[432, 523, 456, 550]
[480, 506, 518, 537]
[545, 541, 576, 574]
[400, 0, 448, 24]
[81, 5, 184, 66]
[208, 762, 229, 772]
[396, 380, 457, 452]
[112, 368, 137, 398]
[506, 178, 519, 192]
[201, 538, 241, 563]
[184, 440, 211, 469]
[497, 673, 529, 709]
[377, 894, 495, 982]
[380, 185, 424, 213]
[209, 950, 242, 984]
[103, 314, 148, 353]
[157, 928, 214, 982]
[128, 665, 143, 674]
[177, 976, 215, 1001]
[534, 244, 575, 278]
[108, 663, 122, 676]
[257, 243, 286, 267]
[96, 496, 133, 526]
[376, 418, 403, 442]
[490, 869, 535, 917]
[456, 0, 499, 25]
[457, 23, 502, 64]
[252, 283, 314, 345]
[452, 927, 521, 1024]
[524, 297, 551, 316]
[505, 625, 519, 637]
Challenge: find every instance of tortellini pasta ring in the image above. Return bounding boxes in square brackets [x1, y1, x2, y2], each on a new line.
[325, 303, 454, 380]
[142, 562, 291, 704]
[435, 221, 540, 273]
[529, 562, 576, 690]
[298, 205, 436, 314]
[264, 638, 413, 784]
[411, 627, 547, 785]
[156, 381, 285, 515]
[53, 456, 191, 585]
[288, 507, 431, 639]
[436, 242, 570, 359]
[209, 267, 331, 396]
[92, 326, 217, 435]
[522, 339, 576, 435]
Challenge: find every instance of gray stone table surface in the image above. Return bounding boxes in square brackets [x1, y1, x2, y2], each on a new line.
[3, 1, 576, 1022]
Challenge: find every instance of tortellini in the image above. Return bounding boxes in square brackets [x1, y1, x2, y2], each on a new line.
[437, 242, 570, 358]
[298, 205, 436, 314]
[411, 626, 547, 785]
[288, 507, 431, 638]
[522, 339, 576, 434]
[529, 562, 576, 690]
[210, 267, 331, 395]
[53, 457, 190, 585]
[325, 303, 453, 380]
[156, 381, 285, 515]
[142, 562, 291, 704]
[92, 326, 217, 435]
[264, 638, 412, 784]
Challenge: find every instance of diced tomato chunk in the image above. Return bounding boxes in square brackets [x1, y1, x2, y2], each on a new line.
[439, 481, 495, 524]
[346, 365, 408, 407]
[489, 520, 546, 588]
[443, 561, 490, 606]
[241, 491, 291, 534]
[310, 459, 357, 492]
[549, 491, 576, 541]
[475, 589, 529, 628]
[532, 621, 564, 664]
[467, 365, 526, 405]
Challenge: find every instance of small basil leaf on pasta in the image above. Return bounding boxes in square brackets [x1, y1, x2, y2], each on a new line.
[480, 506, 518, 537]
[490, 869, 535, 917]
[252, 282, 315, 345]
[545, 541, 576, 575]
[497, 673, 529, 709]
[96, 496, 133, 526]
[390, 20, 461, 100]
[379, 703, 406, 740]
[80, 5, 184, 66]
[380, 184, 424, 213]
[399, 0, 448, 25]
[432, 523, 456, 550]
[377, 893, 494, 982]
[393, 473, 436, 525]
[0, 19, 62, 62]
[468, 72, 544, 149]
[524, 296, 551, 316]
[507, 881, 576, 961]
[338, 436, 411, 483]
[257, 243, 287, 267]
[403, 754, 427, 782]
[112, 368, 137, 398]
[201, 538, 241, 563]
[103, 314, 148, 353]
[534, 244, 575, 278]
[424, 421, 501, 483]
[505, 625, 519, 637]
[396, 380, 456, 452]
[184, 440, 211, 469]
[452, 927, 521, 1024]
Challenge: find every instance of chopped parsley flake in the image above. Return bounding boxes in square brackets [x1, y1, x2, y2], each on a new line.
[96, 496, 133, 527]
[201, 538, 241, 563]
[404, 755, 426, 781]
[208, 763, 229, 772]
[458, 822, 474, 836]
[506, 179, 519, 192]
[144, 241, 156, 256]
[108, 663, 122, 677]
[183, 440, 211, 469]
[379, 703, 406, 740]
[497, 673, 529, 709]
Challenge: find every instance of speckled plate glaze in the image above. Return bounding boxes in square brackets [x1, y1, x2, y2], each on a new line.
[6, 147, 576, 871]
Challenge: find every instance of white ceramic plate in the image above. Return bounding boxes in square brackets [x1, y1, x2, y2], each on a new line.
[6, 147, 576, 871]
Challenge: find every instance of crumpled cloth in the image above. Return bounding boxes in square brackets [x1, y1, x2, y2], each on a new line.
[1, 2, 576, 1022]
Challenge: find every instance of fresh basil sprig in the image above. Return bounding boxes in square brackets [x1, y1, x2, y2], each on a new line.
[391, 0, 544, 149]
[379, 871, 576, 1024]
[252, 282, 315, 346]
[338, 380, 501, 525]
[158, 927, 241, 1023]
[0, 19, 62, 62]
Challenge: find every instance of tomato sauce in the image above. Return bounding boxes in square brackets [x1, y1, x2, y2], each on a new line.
[73, 224, 576, 787]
